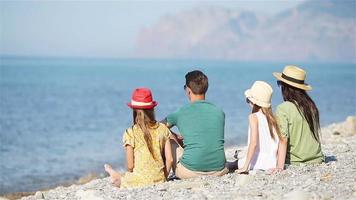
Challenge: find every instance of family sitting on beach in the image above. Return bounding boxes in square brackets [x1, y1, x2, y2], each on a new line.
[104, 65, 324, 188]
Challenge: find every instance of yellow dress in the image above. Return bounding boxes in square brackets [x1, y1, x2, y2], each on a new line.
[120, 123, 171, 188]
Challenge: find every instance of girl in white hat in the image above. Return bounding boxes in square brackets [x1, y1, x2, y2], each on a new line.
[236, 81, 281, 173]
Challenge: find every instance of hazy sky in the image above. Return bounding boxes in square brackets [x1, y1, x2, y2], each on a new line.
[0, 0, 305, 58]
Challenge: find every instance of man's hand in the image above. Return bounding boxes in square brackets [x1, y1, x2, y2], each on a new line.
[176, 134, 184, 141]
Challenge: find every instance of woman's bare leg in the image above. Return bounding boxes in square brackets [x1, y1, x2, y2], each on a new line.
[104, 164, 121, 187]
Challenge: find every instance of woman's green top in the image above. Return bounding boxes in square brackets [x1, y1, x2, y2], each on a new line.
[275, 101, 324, 164]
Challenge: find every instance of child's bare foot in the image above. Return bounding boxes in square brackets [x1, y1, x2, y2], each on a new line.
[104, 164, 121, 187]
[104, 164, 115, 175]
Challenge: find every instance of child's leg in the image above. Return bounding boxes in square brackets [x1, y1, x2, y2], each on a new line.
[104, 164, 121, 187]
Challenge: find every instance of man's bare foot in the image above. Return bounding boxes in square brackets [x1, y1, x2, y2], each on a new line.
[104, 164, 121, 187]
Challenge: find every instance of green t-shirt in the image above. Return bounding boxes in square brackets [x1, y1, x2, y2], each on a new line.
[275, 101, 324, 164]
[167, 100, 226, 171]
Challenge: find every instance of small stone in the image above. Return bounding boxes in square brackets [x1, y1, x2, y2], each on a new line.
[169, 181, 203, 189]
[249, 170, 257, 175]
[236, 174, 254, 186]
[345, 116, 356, 135]
[34, 191, 44, 199]
[284, 190, 310, 200]
[76, 189, 104, 200]
[304, 178, 314, 186]
[332, 131, 341, 135]
[320, 173, 333, 182]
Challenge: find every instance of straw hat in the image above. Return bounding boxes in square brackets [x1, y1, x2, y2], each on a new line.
[127, 88, 158, 109]
[273, 65, 312, 90]
[244, 81, 273, 108]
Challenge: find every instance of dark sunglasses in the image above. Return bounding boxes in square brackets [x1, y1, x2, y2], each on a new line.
[246, 98, 251, 104]
[183, 85, 187, 90]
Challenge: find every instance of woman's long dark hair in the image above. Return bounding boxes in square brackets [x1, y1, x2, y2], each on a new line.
[279, 81, 321, 142]
[132, 109, 157, 159]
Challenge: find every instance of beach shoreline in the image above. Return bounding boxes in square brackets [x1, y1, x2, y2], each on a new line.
[1, 116, 355, 200]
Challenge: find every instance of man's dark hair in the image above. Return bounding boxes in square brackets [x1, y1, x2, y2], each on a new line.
[185, 70, 208, 95]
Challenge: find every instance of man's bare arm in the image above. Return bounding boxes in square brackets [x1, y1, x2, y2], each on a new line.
[161, 118, 184, 147]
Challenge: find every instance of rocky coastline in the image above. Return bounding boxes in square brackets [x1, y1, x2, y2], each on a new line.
[1, 116, 355, 200]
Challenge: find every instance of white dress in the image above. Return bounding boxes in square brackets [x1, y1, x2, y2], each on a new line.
[238, 111, 279, 170]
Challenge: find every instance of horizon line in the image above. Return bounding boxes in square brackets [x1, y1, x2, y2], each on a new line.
[1, 55, 355, 65]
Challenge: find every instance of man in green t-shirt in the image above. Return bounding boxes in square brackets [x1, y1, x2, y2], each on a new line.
[163, 70, 228, 179]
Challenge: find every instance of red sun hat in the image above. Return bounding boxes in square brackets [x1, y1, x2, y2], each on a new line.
[127, 88, 158, 109]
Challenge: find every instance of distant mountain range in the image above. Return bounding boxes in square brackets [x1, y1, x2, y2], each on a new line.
[135, 0, 356, 62]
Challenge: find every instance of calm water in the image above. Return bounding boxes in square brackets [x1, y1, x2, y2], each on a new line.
[0, 57, 355, 193]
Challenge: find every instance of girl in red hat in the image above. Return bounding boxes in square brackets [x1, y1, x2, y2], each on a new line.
[104, 88, 173, 188]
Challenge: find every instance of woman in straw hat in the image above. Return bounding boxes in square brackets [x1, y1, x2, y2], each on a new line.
[104, 88, 173, 188]
[272, 65, 324, 173]
[236, 81, 282, 174]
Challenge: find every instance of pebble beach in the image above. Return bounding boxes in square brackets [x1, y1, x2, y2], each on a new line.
[2, 116, 355, 200]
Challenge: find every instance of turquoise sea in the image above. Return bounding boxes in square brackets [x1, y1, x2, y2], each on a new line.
[0, 57, 355, 194]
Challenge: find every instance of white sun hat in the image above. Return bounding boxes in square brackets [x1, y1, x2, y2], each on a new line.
[245, 81, 273, 108]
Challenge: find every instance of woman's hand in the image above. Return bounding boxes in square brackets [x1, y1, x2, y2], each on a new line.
[236, 166, 249, 174]
[269, 167, 284, 174]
